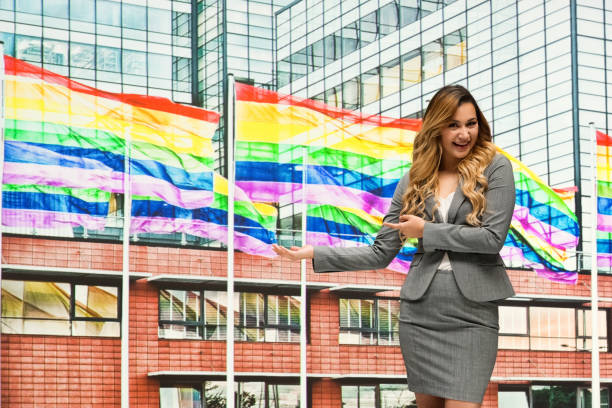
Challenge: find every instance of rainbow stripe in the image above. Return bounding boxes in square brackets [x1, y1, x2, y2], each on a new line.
[5, 56, 219, 209]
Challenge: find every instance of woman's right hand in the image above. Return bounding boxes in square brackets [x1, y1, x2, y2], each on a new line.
[271, 244, 314, 261]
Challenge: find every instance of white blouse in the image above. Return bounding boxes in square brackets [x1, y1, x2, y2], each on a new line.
[436, 191, 455, 271]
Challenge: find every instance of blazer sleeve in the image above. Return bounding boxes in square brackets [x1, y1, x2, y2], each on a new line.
[422, 154, 515, 254]
[312, 171, 409, 272]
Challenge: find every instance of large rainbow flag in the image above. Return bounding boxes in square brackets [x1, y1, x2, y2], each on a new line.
[236, 83, 579, 281]
[596, 130, 612, 269]
[5, 55, 219, 209]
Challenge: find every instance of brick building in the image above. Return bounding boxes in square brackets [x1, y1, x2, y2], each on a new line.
[2, 235, 611, 407]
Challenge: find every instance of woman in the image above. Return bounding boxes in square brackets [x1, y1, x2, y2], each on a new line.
[272, 85, 516, 408]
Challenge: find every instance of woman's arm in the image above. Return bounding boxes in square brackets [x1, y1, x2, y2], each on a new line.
[311, 171, 410, 272]
[421, 154, 515, 254]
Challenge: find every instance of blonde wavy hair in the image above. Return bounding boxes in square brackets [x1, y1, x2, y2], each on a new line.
[400, 85, 497, 226]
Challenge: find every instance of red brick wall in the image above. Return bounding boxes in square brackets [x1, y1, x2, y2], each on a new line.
[3, 236, 612, 407]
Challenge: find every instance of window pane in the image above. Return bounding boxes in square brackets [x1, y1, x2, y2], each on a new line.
[499, 390, 529, 408]
[148, 53, 172, 79]
[74, 285, 118, 319]
[402, 49, 421, 87]
[378, 299, 400, 345]
[123, 50, 146, 75]
[97, 46, 121, 72]
[422, 40, 443, 79]
[16, 0, 40, 14]
[16, 35, 41, 63]
[70, 0, 94, 22]
[239, 382, 265, 407]
[43, 39, 68, 65]
[159, 289, 200, 322]
[43, 0, 67, 18]
[325, 85, 342, 108]
[203, 382, 226, 407]
[532, 385, 577, 408]
[160, 387, 202, 408]
[268, 384, 300, 408]
[123, 3, 146, 30]
[341, 386, 359, 408]
[530, 307, 575, 351]
[97, 0, 120, 26]
[72, 320, 120, 337]
[360, 386, 376, 408]
[381, 58, 400, 98]
[361, 69, 380, 106]
[148, 7, 171, 34]
[342, 22, 359, 57]
[380, 384, 416, 408]
[400, 0, 419, 26]
[499, 306, 528, 334]
[360, 11, 378, 45]
[445, 28, 467, 70]
[70, 42, 94, 68]
[343, 77, 360, 110]
[204, 290, 227, 340]
[379, 3, 399, 36]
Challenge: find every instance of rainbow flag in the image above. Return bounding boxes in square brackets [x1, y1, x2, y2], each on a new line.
[596, 130, 612, 269]
[236, 84, 579, 279]
[4, 56, 219, 209]
[131, 174, 277, 257]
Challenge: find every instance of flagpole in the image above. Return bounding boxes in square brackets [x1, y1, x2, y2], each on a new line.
[589, 121, 600, 407]
[0, 41, 5, 401]
[121, 124, 132, 408]
[300, 146, 308, 408]
[226, 73, 236, 408]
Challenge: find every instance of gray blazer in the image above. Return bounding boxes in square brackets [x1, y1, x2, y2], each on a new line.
[313, 153, 516, 302]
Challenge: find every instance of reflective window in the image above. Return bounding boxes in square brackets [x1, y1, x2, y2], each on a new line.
[310, 39, 325, 71]
[422, 40, 443, 79]
[532, 385, 577, 408]
[1, 32, 14, 56]
[360, 10, 379, 45]
[325, 85, 342, 108]
[160, 386, 202, 408]
[444, 28, 467, 70]
[122, 3, 146, 30]
[499, 389, 529, 408]
[342, 22, 359, 57]
[123, 50, 146, 75]
[499, 305, 608, 351]
[343, 77, 360, 110]
[381, 58, 400, 98]
[236, 292, 300, 342]
[148, 7, 172, 34]
[0, 0, 13, 10]
[70, 42, 94, 68]
[339, 298, 400, 345]
[323, 33, 342, 64]
[148, 53, 172, 79]
[173, 11, 191, 38]
[379, 2, 399, 36]
[380, 384, 417, 407]
[400, 0, 419, 26]
[158, 289, 227, 340]
[43, 0, 67, 18]
[16, 35, 41, 63]
[362, 68, 380, 106]
[43, 39, 68, 65]
[402, 49, 421, 87]
[97, 0, 121, 26]
[2, 280, 119, 337]
[70, 0, 94, 22]
[342, 385, 376, 408]
[16, 0, 40, 14]
[97, 46, 121, 72]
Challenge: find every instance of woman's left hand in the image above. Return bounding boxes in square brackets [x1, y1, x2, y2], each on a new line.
[383, 214, 425, 238]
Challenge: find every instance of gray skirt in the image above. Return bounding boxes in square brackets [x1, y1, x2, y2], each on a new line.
[398, 269, 499, 403]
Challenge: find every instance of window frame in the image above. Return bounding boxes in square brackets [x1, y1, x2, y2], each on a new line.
[338, 296, 400, 346]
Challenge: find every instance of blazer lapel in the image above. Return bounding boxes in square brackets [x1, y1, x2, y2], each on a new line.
[446, 178, 466, 224]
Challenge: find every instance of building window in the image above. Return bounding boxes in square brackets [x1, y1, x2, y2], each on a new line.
[339, 298, 399, 345]
[160, 381, 300, 408]
[341, 384, 416, 408]
[498, 387, 529, 408]
[1, 279, 120, 337]
[158, 290, 300, 342]
[499, 305, 608, 351]
[236, 292, 301, 342]
[422, 40, 443, 80]
[444, 27, 467, 71]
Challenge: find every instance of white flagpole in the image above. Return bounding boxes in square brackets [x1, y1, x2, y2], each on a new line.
[226, 74, 236, 408]
[121, 125, 133, 408]
[589, 121, 600, 407]
[0, 41, 5, 401]
[300, 146, 308, 408]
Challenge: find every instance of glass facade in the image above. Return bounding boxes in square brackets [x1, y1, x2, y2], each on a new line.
[0, 0, 193, 101]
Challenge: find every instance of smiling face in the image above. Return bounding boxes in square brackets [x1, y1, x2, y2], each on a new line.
[439, 102, 479, 170]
